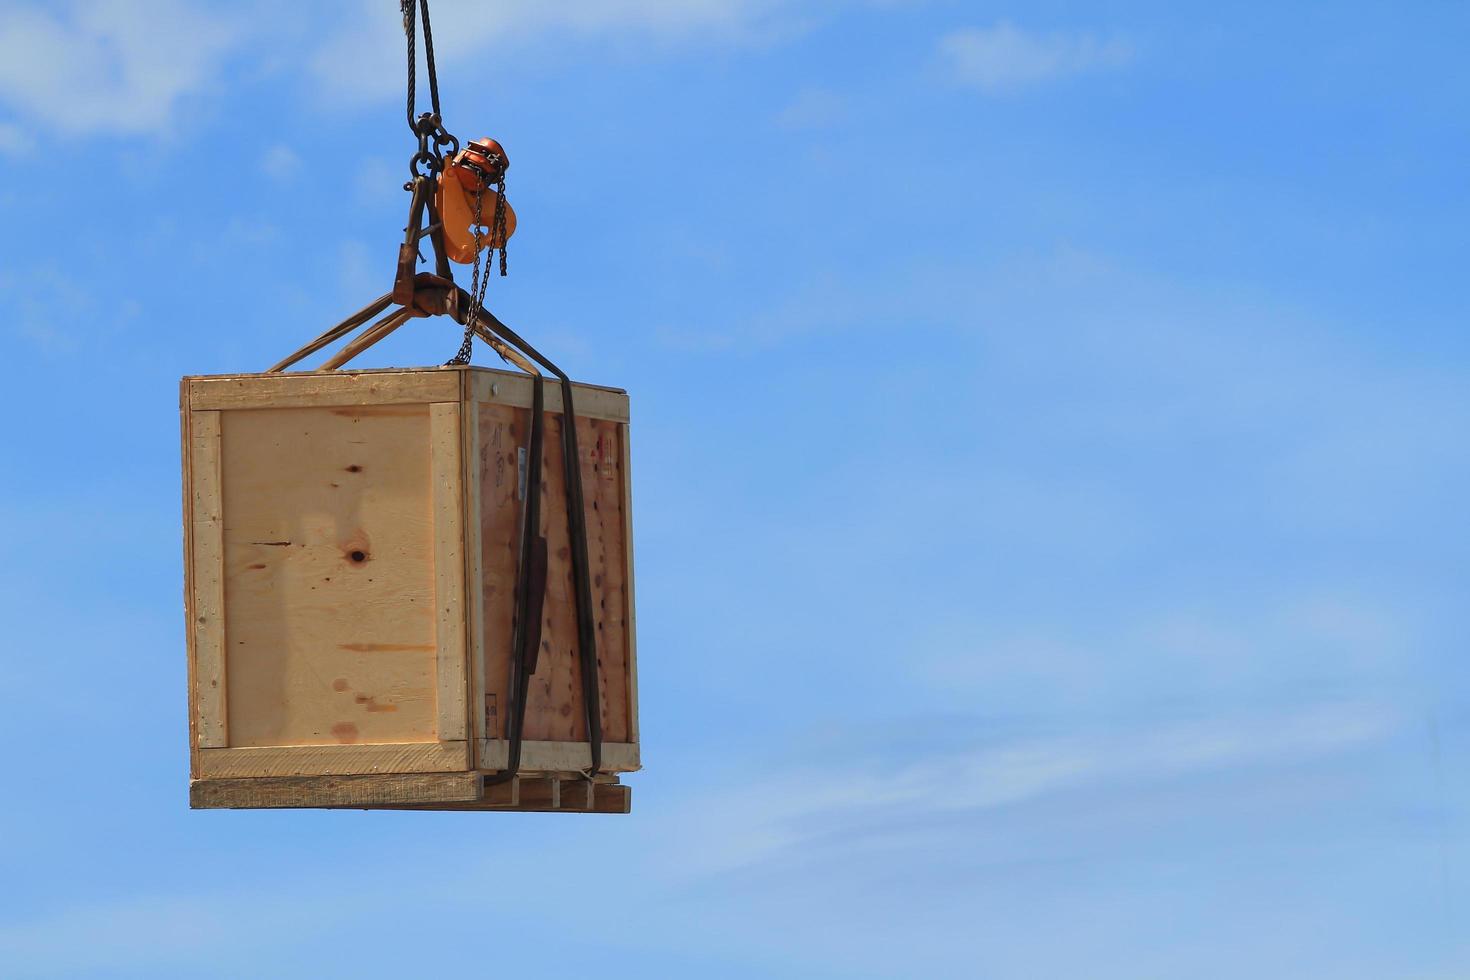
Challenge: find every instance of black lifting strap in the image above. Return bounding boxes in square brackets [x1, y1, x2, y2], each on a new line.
[489, 373, 548, 785]
[480, 315, 604, 782]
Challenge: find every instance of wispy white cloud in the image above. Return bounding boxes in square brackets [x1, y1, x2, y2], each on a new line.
[912, 590, 1419, 716]
[310, 0, 819, 104]
[775, 86, 849, 130]
[657, 701, 1400, 877]
[0, 121, 33, 156]
[0, 1, 879, 138]
[260, 142, 302, 181]
[938, 21, 1133, 93]
[221, 214, 283, 248]
[0, 1, 247, 137]
[0, 265, 92, 355]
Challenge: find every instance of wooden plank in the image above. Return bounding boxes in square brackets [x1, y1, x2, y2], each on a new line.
[621, 422, 640, 744]
[558, 777, 594, 810]
[191, 772, 483, 809]
[387, 778, 630, 813]
[487, 776, 520, 808]
[527, 409, 580, 741]
[584, 417, 631, 743]
[495, 778, 629, 814]
[462, 395, 488, 756]
[220, 405, 439, 748]
[431, 402, 468, 742]
[189, 370, 460, 411]
[478, 739, 640, 773]
[191, 769, 629, 811]
[181, 385, 200, 774]
[194, 366, 458, 383]
[198, 741, 469, 778]
[476, 402, 522, 743]
[466, 368, 629, 423]
[189, 411, 227, 748]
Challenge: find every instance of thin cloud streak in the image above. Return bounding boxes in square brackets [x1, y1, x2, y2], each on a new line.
[260, 143, 302, 181]
[310, 0, 823, 105]
[653, 701, 1400, 878]
[939, 22, 1134, 93]
[775, 86, 849, 130]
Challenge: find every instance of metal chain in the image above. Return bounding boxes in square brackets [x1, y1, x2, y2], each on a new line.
[447, 187, 488, 364]
[492, 178, 509, 276]
[447, 176, 510, 364]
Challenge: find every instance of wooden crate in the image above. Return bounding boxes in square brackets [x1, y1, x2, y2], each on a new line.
[181, 365, 638, 811]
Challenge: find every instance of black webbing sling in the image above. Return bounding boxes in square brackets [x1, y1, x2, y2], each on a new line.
[480, 315, 603, 784]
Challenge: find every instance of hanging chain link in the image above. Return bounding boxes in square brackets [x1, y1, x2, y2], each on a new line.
[447, 177, 507, 365]
[492, 176, 509, 277]
[447, 187, 486, 364]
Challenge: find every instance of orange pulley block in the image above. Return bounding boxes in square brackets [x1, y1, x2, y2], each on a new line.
[437, 137, 517, 265]
[451, 137, 508, 190]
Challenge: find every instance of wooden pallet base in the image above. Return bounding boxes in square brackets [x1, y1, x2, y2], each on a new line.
[190, 772, 631, 813]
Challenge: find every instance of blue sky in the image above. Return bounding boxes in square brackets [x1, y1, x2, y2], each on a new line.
[1, 1, 1467, 976]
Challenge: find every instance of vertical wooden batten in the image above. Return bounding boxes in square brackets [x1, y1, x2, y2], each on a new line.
[621, 421, 639, 746]
[461, 380, 489, 763]
[429, 401, 468, 743]
[181, 384, 200, 773]
[188, 410, 227, 748]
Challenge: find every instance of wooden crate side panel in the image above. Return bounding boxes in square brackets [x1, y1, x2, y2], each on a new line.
[475, 403, 634, 748]
[219, 404, 441, 748]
